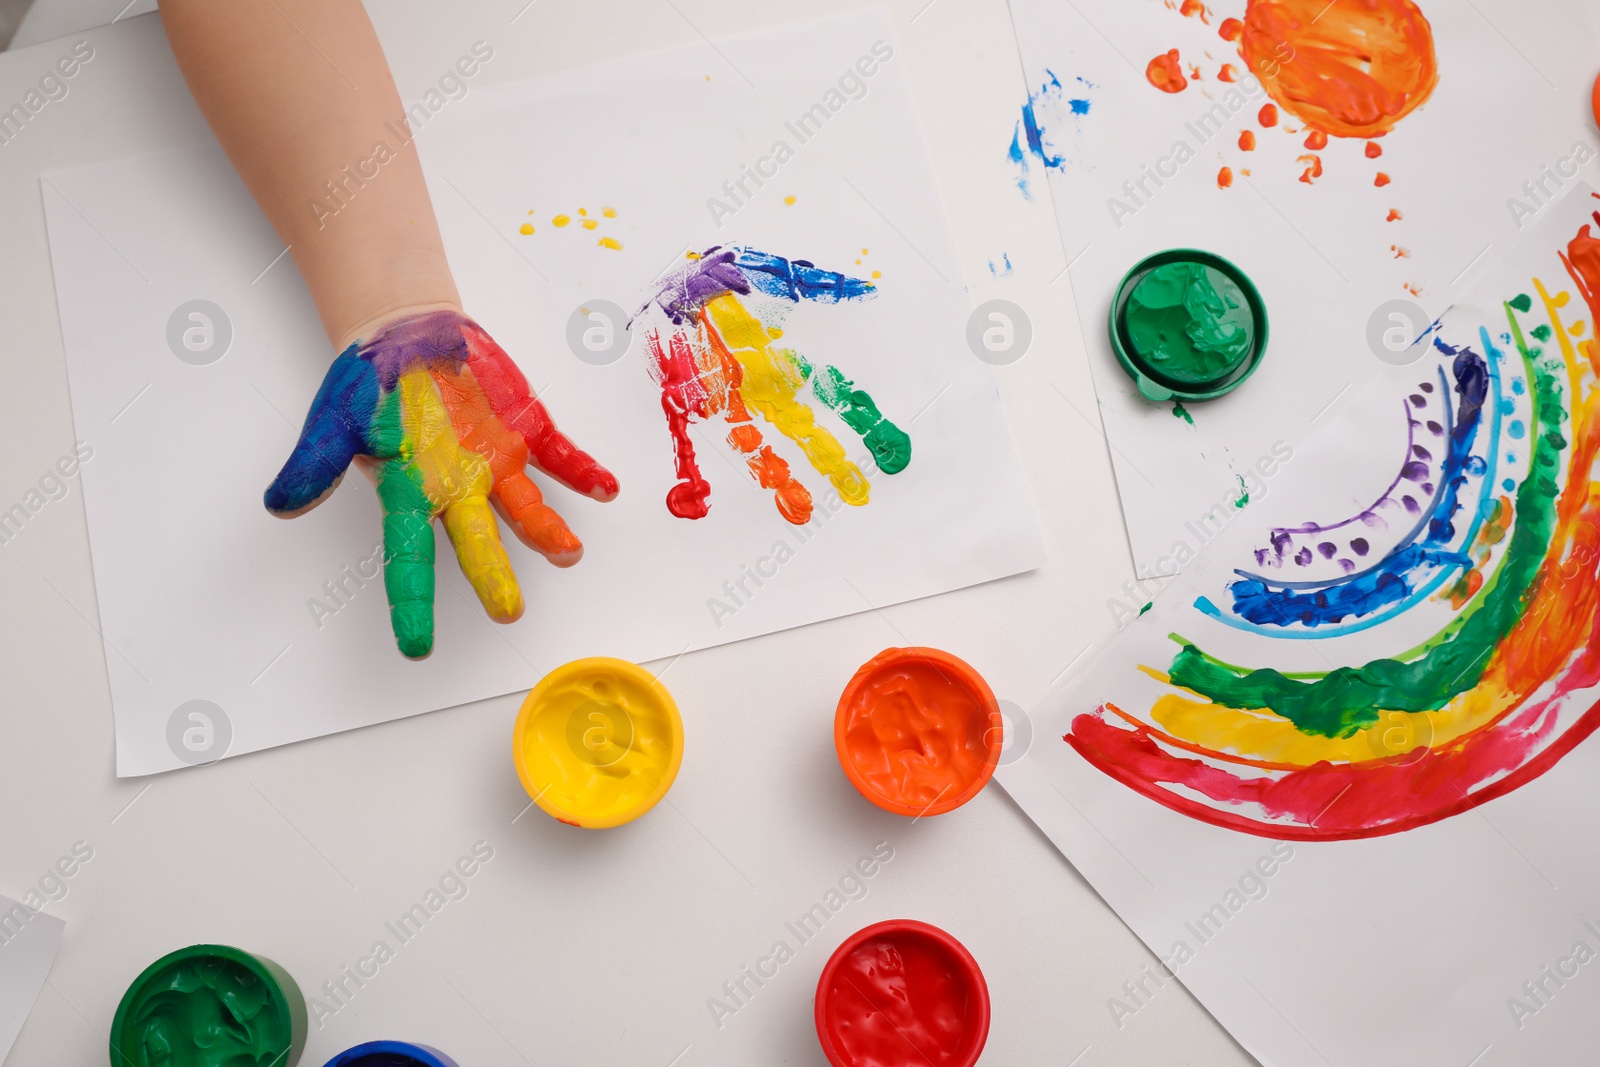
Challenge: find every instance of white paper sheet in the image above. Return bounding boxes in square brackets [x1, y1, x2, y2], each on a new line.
[1007, 0, 1600, 577]
[0, 896, 63, 1059]
[43, 10, 1044, 776]
[999, 188, 1600, 1065]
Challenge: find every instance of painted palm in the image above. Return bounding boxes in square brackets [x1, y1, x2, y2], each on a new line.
[265, 310, 617, 659]
[1069, 211, 1600, 840]
[635, 246, 911, 524]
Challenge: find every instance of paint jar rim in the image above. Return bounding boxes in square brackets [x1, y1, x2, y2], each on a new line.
[109, 943, 308, 1067]
[512, 655, 684, 830]
[321, 1040, 460, 1067]
[814, 918, 991, 1067]
[1109, 247, 1269, 402]
[833, 646, 1001, 817]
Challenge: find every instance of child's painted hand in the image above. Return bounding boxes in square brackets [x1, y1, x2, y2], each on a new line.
[636, 246, 911, 525]
[265, 310, 618, 658]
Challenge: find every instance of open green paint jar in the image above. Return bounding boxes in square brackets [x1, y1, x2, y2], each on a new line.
[1109, 249, 1267, 403]
[109, 944, 307, 1067]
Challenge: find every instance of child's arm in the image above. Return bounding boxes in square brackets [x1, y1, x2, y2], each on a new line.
[161, 0, 457, 347]
[162, 1, 618, 659]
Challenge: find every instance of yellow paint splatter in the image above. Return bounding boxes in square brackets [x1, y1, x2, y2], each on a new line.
[582, 219, 599, 230]
[860, 248, 869, 255]
[784, 195, 796, 205]
[526, 209, 535, 215]
[702, 295, 867, 505]
[552, 214, 571, 227]
[598, 236, 623, 251]
[602, 207, 616, 218]
[519, 223, 534, 235]
[580, 208, 589, 217]
[871, 271, 881, 279]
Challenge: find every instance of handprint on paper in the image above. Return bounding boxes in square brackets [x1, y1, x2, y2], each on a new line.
[634, 246, 911, 524]
[265, 310, 617, 659]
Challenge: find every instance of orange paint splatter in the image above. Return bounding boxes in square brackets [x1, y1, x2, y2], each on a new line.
[1298, 154, 1323, 183]
[1219, 16, 1243, 40]
[1366, 141, 1384, 158]
[1180, 0, 1211, 21]
[1376, 172, 1392, 186]
[1218, 63, 1238, 82]
[1239, 0, 1438, 139]
[1147, 49, 1189, 93]
[1387, 208, 1403, 221]
[1403, 282, 1422, 296]
[1241, 168, 1252, 176]
[1239, 129, 1256, 150]
[1190, 64, 1204, 81]
[1390, 245, 1411, 258]
[1304, 129, 1328, 150]
[1259, 103, 1278, 127]
[1218, 166, 1234, 188]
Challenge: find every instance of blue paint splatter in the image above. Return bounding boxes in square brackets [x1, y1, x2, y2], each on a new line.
[987, 253, 1014, 278]
[1503, 478, 1515, 492]
[1010, 70, 1096, 199]
[1508, 419, 1526, 439]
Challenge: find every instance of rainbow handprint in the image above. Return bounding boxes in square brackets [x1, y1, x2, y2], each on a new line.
[635, 246, 911, 524]
[265, 310, 617, 658]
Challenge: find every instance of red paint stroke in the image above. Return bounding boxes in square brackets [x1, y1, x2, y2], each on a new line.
[1238, 129, 1256, 151]
[1259, 103, 1278, 127]
[1366, 141, 1385, 158]
[1147, 49, 1189, 93]
[1218, 166, 1234, 188]
[1239, 0, 1438, 139]
[644, 328, 713, 519]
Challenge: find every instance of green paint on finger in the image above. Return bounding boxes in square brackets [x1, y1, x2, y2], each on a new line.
[376, 460, 436, 658]
[811, 364, 912, 474]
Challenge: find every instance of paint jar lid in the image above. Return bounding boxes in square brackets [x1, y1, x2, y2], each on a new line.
[322, 1041, 460, 1067]
[110, 944, 308, 1067]
[815, 919, 991, 1067]
[1109, 248, 1268, 402]
[834, 647, 1001, 817]
[512, 656, 684, 829]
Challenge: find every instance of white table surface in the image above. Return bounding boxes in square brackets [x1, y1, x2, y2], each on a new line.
[0, 2, 1259, 1063]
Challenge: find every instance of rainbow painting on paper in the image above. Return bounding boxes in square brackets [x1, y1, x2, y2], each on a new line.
[1057, 190, 1600, 841]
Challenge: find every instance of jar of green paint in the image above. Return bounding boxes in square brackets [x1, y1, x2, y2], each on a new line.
[1109, 249, 1267, 403]
[109, 943, 308, 1067]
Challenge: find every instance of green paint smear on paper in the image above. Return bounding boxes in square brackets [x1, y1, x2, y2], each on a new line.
[1173, 401, 1194, 424]
[1125, 262, 1254, 384]
[810, 362, 912, 474]
[1234, 474, 1250, 509]
[1510, 293, 1532, 312]
[1532, 323, 1552, 341]
[1168, 308, 1566, 737]
[123, 958, 290, 1067]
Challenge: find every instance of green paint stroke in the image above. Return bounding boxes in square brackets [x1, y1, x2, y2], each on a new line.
[1173, 401, 1194, 425]
[1125, 263, 1254, 384]
[1234, 474, 1250, 509]
[1169, 308, 1567, 737]
[811, 363, 912, 474]
[124, 958, 290, 1067]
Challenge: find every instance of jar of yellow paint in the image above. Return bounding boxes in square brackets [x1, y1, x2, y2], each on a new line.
[512, 657, 684, 829]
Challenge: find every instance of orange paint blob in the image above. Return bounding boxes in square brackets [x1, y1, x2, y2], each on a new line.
[1218, 166, 1234, 188]
[1390, 244, 1411, 258]
[1376, 171, 1392, 186]
[1219, 63, 1238, 82]
[834, 648, 1001, 818]
[1180, 0, 1210, 21]
[1147, 49, 1189, 93]
[1239, 0, 1437, 139]
[1219, 16, 1243, 40]
[1404, 281, 1422, 296]
[1387, 208, 1403, 221]
[1366, 141, 1384, 158]
[1259, 103, 1278, 127]
[1239, 129, 1256, 150]
[1297, 154, 1323, 183]
[1304, 129, 1328, 149]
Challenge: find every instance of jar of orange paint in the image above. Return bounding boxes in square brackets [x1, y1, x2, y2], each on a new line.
[833, 647, 1002, 817]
